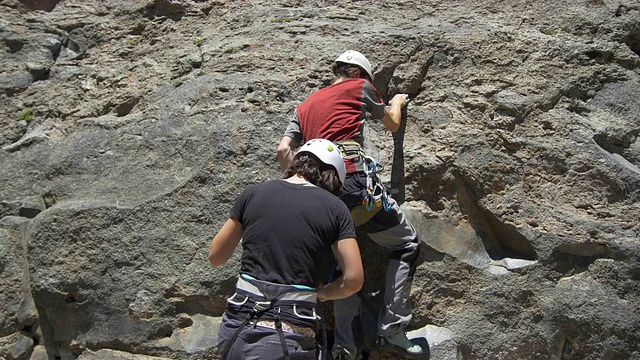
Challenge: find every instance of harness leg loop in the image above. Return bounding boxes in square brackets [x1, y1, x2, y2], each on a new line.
[275, 313, 292, 360]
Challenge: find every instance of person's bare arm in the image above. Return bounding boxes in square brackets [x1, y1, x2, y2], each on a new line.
[276, 135, 300, 171]
[317, 237, 363, 301]
[380, 94, 408, 133]
[208, 218, 244, 267]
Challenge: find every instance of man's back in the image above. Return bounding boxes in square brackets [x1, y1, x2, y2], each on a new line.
[296, 78, 385, 143]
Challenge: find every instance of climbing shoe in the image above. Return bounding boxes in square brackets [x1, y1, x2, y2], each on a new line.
[377, 333, 424, 359]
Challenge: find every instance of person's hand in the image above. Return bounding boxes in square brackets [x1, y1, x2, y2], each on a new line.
[317, 283, 328, 302]
[389, 93, 409, 108]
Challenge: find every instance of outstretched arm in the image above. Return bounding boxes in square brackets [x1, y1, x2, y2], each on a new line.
[380, 94, 408, 133]
[208, 218, 244, 267]
[317, 237, 363, 301]
[276, 135, 300, 171]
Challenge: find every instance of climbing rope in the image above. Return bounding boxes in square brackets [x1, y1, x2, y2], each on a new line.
[318, 263, 338, 360]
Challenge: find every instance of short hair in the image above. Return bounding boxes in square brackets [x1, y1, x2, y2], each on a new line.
[332, 62, 372, 82]
[284, 154, 342, 195]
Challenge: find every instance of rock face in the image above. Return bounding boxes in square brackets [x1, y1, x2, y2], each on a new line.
[1, 0, 639, 359]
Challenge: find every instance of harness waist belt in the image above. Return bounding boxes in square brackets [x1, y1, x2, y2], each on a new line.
[336, 140, 366, 174]
[236, 275, 318, 304]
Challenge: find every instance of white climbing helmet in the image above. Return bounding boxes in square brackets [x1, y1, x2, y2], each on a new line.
[334, 50, 374, 81]
[296, 139, 346, 184]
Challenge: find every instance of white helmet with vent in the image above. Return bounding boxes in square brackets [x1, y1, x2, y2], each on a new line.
[296, 139, 346, 184]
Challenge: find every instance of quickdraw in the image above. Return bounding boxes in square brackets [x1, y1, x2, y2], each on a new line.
[361, 156, 393, 212]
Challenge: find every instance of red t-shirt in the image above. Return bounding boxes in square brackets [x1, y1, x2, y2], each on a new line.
[284, 78, 386, 145]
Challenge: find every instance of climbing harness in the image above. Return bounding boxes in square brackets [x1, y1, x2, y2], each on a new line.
[221, 274, 319, 360]
[334, 140, 395, 228]
[335, 140, 367, 174]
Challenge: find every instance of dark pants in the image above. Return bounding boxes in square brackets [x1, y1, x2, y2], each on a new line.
[217, 313, 317, 360]
[334, 172, 421, 357]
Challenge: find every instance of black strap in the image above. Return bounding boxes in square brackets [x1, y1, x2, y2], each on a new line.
[221, 312, 254, 360]
[222, 297, 291, 360]
[275, 313, 291, 360]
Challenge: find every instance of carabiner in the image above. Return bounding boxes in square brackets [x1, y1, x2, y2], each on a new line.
[363, 156, 376, 175]
[365, 193, 374, 211]
[382, 191, 393, 211]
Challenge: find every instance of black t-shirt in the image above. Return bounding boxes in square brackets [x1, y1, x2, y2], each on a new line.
[230, 179, 356, 288]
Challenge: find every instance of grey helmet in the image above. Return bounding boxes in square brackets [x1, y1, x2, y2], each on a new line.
[334, 50, 374, 81]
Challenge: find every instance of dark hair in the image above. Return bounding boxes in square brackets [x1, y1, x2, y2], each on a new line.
[284, 154, 342, 195]
[332, 62, 372, 83]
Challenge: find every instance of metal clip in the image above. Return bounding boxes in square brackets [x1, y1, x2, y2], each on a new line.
[382, 190, 393, 211]
[253, 301, 272, 312]
[365, 193, 374, 211]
